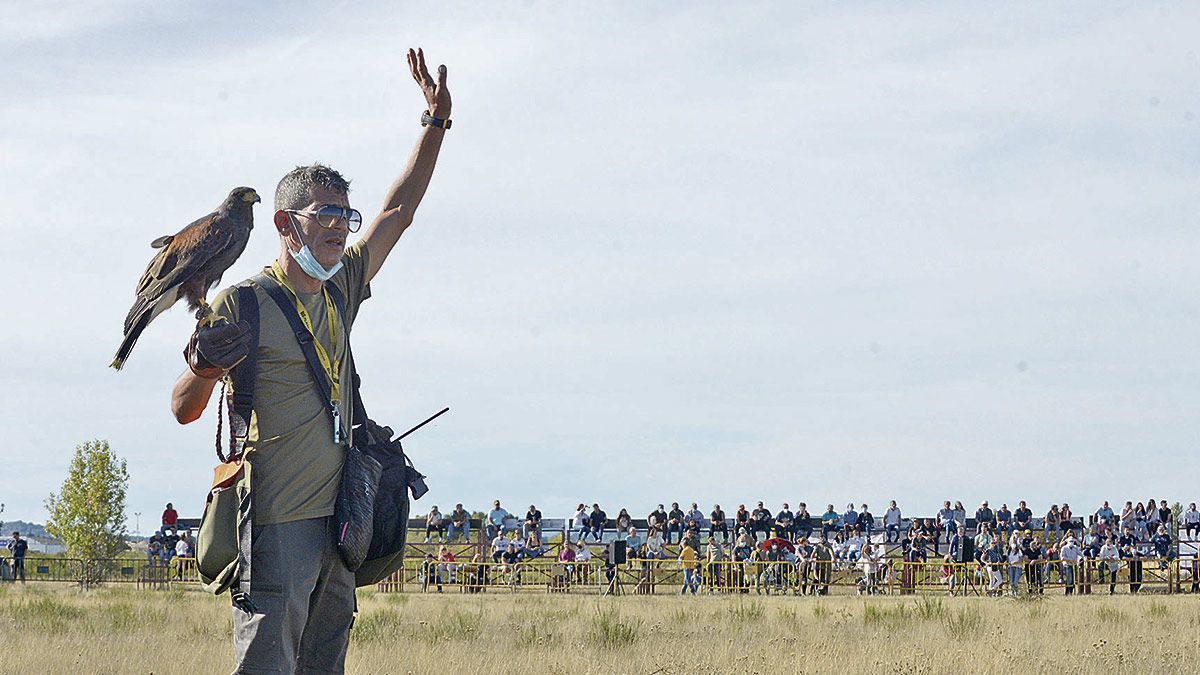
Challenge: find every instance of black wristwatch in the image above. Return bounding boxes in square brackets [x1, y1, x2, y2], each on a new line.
[421, 111, 452, 129]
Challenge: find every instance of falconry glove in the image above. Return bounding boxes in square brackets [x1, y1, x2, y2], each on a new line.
[185, 319, 253, 379]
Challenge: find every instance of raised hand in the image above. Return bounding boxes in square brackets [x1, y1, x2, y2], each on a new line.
[408, 47, 450, 119]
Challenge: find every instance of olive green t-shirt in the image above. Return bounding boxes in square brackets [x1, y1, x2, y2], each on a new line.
[211, 240, 371, 526]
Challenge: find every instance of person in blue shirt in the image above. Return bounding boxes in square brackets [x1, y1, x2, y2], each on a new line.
[842, 504, 859, 536]
[1096, 501, 1115, 527]
[821, 505, 840, 538]
[487, 500, 511, 540]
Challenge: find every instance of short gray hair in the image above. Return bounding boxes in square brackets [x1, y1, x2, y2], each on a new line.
[274, 163, 351, 210]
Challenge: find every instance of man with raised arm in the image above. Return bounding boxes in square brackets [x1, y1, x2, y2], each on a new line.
[169, 48, 452, 673]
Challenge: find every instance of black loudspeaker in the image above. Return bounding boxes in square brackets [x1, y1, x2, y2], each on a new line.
[606, 540, 627, 565]
[958, 537, 975, 563]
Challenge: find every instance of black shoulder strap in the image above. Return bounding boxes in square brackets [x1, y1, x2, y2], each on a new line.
[256, 273, 351, 444]
[224, 283, 260, 462]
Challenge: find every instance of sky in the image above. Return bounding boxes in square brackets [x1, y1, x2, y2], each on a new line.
[2, 2, 1199, 533]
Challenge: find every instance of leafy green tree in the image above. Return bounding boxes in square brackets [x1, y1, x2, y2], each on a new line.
[45, 440, 129, 560]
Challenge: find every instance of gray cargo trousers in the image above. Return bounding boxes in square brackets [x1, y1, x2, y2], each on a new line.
[232, 516, 355, 674]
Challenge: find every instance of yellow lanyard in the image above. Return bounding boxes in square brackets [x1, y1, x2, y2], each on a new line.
[266, 263, 341, 410]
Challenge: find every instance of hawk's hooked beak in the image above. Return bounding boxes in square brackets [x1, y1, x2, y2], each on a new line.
[244, 191, 262, 204]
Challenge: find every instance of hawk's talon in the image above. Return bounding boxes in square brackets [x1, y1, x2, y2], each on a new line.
[195, 298, 218, 327]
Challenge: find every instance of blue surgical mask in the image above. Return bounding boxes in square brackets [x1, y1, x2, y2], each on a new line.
[287, 220, 343, 281]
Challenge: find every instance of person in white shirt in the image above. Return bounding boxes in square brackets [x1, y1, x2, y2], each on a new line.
[1006, 543, 1024, 596]
[1098, 537, 1121, 594]
[490, 533, 507, 562]
[572, 504, 589, 542]
[1058, 535, 1081, 595]
[1182, 503, 1200, 540]
[884, 501, 902, 543]
[644, 527, 665, 560]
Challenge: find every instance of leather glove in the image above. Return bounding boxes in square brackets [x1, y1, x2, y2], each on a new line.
[183, 318, 252, 379]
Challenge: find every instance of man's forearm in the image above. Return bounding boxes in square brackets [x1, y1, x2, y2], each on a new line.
[363, 126, 446, 280]
[171, 370, 219, 424]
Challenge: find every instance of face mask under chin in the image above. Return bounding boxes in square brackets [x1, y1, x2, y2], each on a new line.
[287, 223, 344, 282]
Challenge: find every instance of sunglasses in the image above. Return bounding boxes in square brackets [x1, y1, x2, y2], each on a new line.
[285, 204, 363, 232]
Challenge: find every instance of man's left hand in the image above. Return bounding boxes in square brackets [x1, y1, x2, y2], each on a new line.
[409, 47, 451, 119]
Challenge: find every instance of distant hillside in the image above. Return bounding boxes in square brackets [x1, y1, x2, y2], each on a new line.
[3, 520, 49, 538]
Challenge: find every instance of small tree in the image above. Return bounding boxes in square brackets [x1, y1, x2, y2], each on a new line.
[45, 440, 129, 562]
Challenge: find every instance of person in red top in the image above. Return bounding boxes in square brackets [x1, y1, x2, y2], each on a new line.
[161, 503, 178, 534]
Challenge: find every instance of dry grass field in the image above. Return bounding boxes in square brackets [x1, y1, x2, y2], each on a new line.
[1, 583, 1199, 674]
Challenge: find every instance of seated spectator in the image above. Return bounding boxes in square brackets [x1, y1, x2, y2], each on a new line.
[733, 529, 754, 562]
[162, 529, 179, 565]
[147, 534, 163, 567]
[1133, 502, 1149, 540]
[1119, 501, 1135, 533]
[859, 504, 874, 537]
[820, 505, 839, 538]
[687, 503, 705, 531]
[975, 501, 994, 534]
[573, 503, 589, 542]
[775, 503, 794, 540]
[615, 508, 632, 539]
[1043, 504, 1061, 543]
[710, 504, 729, 542]
[1147, 496, 1162, 535]
[161, 503, 178, 535]
[523, 505, 543, 539]
[588, 504, 608, 542]
[644, 526, 665, 560]
[995, 503, 1012, 536]
[734, 504, 750, 537]
[648, 504, 668, 535]
[751, 501, 773, 539]
[1157, 500, 1172, 536]
[420, 552, 440, 592]
[500, 543, 521, 580]
[1183, 503, 1200, 540]
[424, 505, 446, 543]
[487, 500, 511, 539]
[682, 527, 701, 554]
[937, 501, 955, 541]
[1013, 501, 1033, 534]
[575, 540, 592, 564]
[1095, 500, 1115, 528]
[522, 530, 545, 559]
[625, 527, 643, 558]
[491, 532, 509, 562]
[1151, 525, 1173, 566]
[883, 501, 901, 542]
[1060, 503, 1074, 536]
[795, 503, 813, 540]
[447, 503, 471, 543]
[842, 503, 859, 536]
[667, 502, 685, 544]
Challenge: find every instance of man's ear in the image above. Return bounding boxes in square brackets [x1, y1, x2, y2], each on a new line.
[273, 210, 291, 233]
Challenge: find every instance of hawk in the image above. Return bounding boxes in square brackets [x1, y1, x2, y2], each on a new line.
[110, 186, 260, 370]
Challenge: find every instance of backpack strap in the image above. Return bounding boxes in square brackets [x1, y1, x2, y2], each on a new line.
[255, 273, 350, 445]
[224, 283, 260, 462]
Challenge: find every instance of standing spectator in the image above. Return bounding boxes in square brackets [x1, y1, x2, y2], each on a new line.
[615, 509, 632, 539]
[667, 503, 685, 544]
[1006, 541, 1024, 596]
[424, 505, 445, 543]
[795, 503, 813, 540]
[174, 533, 193, 580]
[679, 542, 699, 594]
[1099, 536, 1120, 594]
[1095, 501, 1115, 528]
[7, 532, 27, 584]
[884, 501, 902, 543]
[1059, 533, 1080, 595]
[573, 504, 590, 542]
[821, 505, 840, 539]
[447, 503, 471, 543]
[161, 503, 178, 534]
[487, 500, 511, 539]
[842, 503, 859, 536]
[588, 504, 608, 542]
[858, 504, 874, 539]
[982, 539, 1003, 596]
[975, 501, 994, 534]
[751, 502, 773, 540]
[949, 525, 964, 562]
[1182, 503, 1200, 540]
[996, 503, 1012, 536]
[1043, 504, 1061, 543]
[774, 503, 794, 540]
[811, 538, 833, 595]
[523, 505, 543, 540]
[1013, 501, 1033, 535]
[1118, 526, 1142, 593]
[710, 505, 728, 542]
